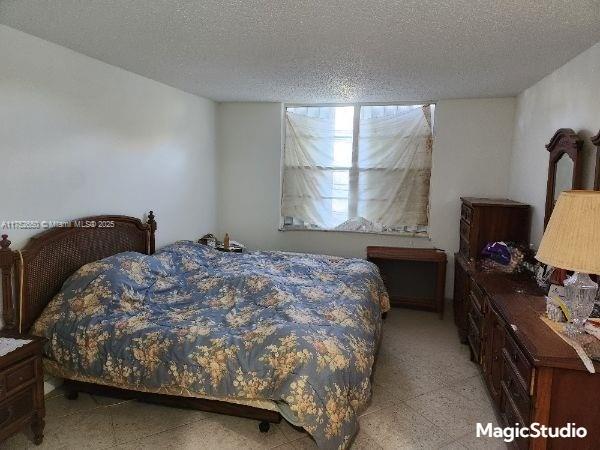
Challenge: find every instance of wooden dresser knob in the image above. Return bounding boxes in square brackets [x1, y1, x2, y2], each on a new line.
[513, 388, 522, 401]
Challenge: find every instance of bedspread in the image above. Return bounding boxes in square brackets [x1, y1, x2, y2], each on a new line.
[32, 241, 389, 449]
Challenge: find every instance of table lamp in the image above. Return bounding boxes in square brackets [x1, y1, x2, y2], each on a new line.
[536, 190, 600, 336]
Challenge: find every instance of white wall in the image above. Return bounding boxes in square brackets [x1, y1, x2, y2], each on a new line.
[508, 41, 600, 246]
[1, 25, 218, 252]
[217, 99, 517, 296]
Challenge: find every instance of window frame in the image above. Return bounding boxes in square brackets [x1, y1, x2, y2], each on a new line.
[279, 101, 435, 237]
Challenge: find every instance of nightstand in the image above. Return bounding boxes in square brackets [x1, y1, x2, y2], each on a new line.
[0, 333, 46, 446]
[215, 245, 244, 253]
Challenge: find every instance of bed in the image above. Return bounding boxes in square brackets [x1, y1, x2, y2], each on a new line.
[0, 213, 389, 449]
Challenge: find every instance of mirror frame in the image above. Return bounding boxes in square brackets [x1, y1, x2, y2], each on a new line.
[592, 130, 600, 190]
[544, 128, 583, 228]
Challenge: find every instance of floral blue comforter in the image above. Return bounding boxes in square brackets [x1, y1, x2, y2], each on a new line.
[32, 241, 389, 449]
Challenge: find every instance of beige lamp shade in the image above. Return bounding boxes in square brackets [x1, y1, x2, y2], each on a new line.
[536, 190, 600, 274]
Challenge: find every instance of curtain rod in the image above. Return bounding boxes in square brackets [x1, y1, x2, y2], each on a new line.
[285, 101, 436, 108]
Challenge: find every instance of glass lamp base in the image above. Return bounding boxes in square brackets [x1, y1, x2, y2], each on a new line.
[564, 272, 598, 338]
[565, 323, 586, 338]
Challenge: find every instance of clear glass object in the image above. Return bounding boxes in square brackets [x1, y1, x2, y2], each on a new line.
[564, 272, 598, 336]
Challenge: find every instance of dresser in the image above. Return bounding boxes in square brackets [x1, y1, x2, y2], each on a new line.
[456, 254, 600, 449]
[0, 334, 45, 446]
[455, 197, 531, 342]
[459, 197, 531, 260]
[454, 195, 600, 448]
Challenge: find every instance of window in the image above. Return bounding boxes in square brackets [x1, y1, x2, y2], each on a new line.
[281, 103, 434, 234]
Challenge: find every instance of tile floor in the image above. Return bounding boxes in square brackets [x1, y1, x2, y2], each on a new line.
[2, 309, 507, 449]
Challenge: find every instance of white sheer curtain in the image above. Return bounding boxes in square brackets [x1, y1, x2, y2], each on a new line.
[281, 104, 433, 231]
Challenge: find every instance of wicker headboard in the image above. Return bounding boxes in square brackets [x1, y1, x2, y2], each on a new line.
[0, 212, 156, 333]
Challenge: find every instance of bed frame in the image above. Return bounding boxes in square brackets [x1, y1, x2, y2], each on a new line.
[0, 212, 281, 432]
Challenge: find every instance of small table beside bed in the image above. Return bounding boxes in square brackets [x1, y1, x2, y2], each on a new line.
[0, 212, 389, 449]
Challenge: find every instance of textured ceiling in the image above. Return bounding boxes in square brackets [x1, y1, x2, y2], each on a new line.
[2, 0, 600, 103]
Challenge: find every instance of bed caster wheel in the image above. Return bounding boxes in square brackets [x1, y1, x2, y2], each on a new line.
[259, 421, 270, 433]
[65, 390, 79, 400]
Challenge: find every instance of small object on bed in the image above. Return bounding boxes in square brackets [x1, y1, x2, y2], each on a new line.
[217, 236, 245, 253]
[198, 233, 244, 252]
[223, 232, 230, 249]
[198, 233, 217, 247]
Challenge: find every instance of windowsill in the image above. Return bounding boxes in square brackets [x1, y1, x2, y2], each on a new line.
[278, 226, 431, 239]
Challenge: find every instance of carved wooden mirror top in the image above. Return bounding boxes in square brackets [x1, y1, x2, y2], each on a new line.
[544, 128, 583, 228]
[592, 130, 600, 190]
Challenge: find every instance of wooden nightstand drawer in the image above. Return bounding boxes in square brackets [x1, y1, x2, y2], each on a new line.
[0, 335, 45, 446]
[2, 357, 36, 396]
[0, 387, 34, 431]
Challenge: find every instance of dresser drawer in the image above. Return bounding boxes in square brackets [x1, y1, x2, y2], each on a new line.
[469, 290, 484, 316]
[471, 281, 485, 306]
[0, 357, 36, 399]
[459, 236, 469, 257]
[461, 203, 473, 224]
[467, 314, 481, 361]
[503, 331, 533, 391]
[502, 351, 531, 423]
[0, 386, 34, 431]
[468, 295, 483, 333]
[459, 219, 471, 241]
[500, 385, 529, 450]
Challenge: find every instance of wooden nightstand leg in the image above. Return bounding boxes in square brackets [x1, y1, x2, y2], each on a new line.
[31, 413, 44, 445]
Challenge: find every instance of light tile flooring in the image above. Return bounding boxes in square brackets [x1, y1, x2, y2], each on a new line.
[2, 309, 506, 449]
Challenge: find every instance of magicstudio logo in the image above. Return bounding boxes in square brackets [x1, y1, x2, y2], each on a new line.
[476, 422, 587, 443]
